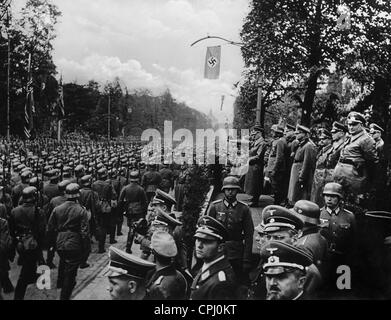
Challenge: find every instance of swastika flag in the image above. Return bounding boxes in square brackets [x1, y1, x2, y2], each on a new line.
[204, 46, 221, 79]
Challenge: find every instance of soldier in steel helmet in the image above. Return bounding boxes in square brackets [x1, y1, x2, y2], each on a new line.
[8, 186, 46, 300]
[319, 182, 356, 295]
[47, 183, 90, 300]
[207, 176, 254, 285]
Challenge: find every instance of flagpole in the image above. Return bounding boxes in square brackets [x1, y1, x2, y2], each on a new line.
[57, 119, 61, 143]
[6, 8, 10, 141]
[108, 93, 111, 143]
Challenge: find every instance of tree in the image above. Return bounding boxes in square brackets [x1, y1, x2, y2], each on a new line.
[239, 0, 391, 127]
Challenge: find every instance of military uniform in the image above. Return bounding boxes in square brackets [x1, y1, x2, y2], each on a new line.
[0, 217, 13, 300]
[244, 128, 267, 206]
[288, 126, 317, 204]
[107, 246, 155, 300]
[311, 143, 333, 207]
[8, 187, 46, 300]
[159, 165, 174, 194]
[92, 170, 117, 252]
[293, 200, 328, 277]
[145, 231, 188, 300]
[207, 198, 254, 282]
[47, 183, 90, 300]
[190, 216, 238, 300]
[266, 126, 288, 205]
[118, 172, 148, 253]
[333, 112, 378, 197]
[260, 240, 313, 300]
[141, 166, 162, 203]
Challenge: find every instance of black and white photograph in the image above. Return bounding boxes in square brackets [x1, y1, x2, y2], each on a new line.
[1, 0, 391, 302]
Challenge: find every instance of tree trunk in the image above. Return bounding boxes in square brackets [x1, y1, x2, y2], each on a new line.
[301, 71, 320, 127]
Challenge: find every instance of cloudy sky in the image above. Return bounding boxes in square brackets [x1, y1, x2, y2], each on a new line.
[15, 0, 250, 122]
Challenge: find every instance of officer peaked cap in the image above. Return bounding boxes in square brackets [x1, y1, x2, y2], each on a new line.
[151, 231, 177, 258]
[369, 123, 384, 133]
[262, 205, 304, 233]
[194, 215, 228, 241]
[331, 121, 348, 133]
[295, 125, 310, 134]
[260, 240, 313, 275]
[153, 207, 182, 227]
[151, 189, 176, 208]
[108, 246, 155, 279]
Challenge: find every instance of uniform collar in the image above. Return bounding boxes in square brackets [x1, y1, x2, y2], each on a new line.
[223, 199, 237, 208]
[292, 291, 304, 300]
[326, 207, 340, 215]
[202, 255, 225, 274]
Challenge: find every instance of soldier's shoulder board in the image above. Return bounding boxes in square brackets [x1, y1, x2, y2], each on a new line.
[344, 209, 353, 215]
[237, 200, 249, 207]
[212, 199, 223, 204]
[218, 271, 226, 282]
[154, 275, 164, 286]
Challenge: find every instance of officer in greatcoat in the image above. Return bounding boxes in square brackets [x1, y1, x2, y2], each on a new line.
[288, 125, 317, 205]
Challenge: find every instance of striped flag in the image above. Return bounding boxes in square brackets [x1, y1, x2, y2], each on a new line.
[58, 76, 65, 118]
[24, 53, 34, 139]
[204, 46, 221, 79]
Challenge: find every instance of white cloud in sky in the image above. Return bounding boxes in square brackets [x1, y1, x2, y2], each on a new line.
[15, 0, 250, 122]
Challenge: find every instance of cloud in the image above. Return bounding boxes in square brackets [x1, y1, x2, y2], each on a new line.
[49, 0, 249, 121]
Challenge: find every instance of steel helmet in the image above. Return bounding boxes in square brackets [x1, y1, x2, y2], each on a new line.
[222, 176, 241, 190]
[323, 182, 343, 199]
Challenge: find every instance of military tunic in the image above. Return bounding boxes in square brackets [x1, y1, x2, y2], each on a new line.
[333, 129, 378, 196]
[190, 256, 238, 300]
[288, 139, 317, 204]
[310, 145, 333, 207]
[145, 265, 188, 300]
[266, 137, 288, 204]
[207, 199, 254, 270]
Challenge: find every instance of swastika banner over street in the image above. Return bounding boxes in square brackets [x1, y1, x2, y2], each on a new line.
[204, 45, 221, 79]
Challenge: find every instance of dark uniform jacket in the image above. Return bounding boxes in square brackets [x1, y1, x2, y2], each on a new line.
[288, 139, 317, 203]
[0, 218, 13, 275]
[333, 129, 378, 195]
[43, 182, 61, 201]
[118, 182, 148, 217]
[266, 137, 287, 176]
[11, 183, 29, 207]
[297, 227, 328, 275]
[319, 206, 356, 255]
[159, 168, 174, 193]
[79, 188, 100, 219]
[9, 203, 46, 249]
[190, 256, 238, 300]
[47, 201, 89, 252]
[145, 265, 188, 300]
[47, 195, 67, 219]
[207, 198, 254, 263]
[141, 171, 162, 194]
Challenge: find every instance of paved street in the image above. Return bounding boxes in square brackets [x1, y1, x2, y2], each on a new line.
[2, 193, 266, 300]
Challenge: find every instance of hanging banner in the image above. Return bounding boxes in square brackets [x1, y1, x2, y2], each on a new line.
[204, 45, 221, 79]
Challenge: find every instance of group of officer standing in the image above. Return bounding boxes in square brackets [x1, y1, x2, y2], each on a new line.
[1, 109, 391, 300]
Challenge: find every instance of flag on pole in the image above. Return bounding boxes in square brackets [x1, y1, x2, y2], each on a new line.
[57, 75, 65, 118]
[24, 53, 34, 139]
[204, 46, 221, 79]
